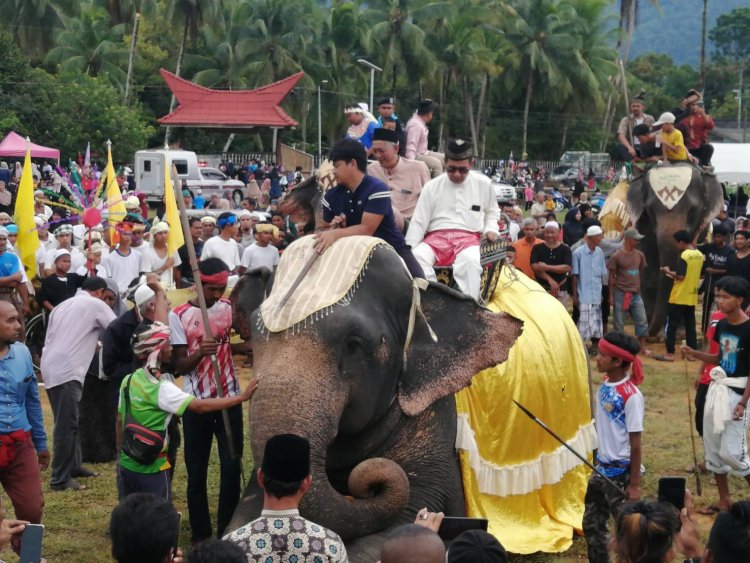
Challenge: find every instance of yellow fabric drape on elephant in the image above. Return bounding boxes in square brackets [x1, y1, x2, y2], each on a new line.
[455, 266, 595, 554]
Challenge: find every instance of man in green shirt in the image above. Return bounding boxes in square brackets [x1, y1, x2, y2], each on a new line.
[117, 316, 258, 500]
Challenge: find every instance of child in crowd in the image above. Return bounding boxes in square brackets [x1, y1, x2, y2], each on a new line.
[583, 331, 644, 563]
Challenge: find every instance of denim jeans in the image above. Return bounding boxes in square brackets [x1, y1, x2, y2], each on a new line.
[612, 288, 648, 337]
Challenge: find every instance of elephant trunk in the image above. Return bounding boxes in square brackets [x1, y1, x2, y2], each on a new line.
[250, 371, 410, 540]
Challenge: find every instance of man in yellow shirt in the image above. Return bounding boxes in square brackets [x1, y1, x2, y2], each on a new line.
[656, 230, 704, 361]
[654, 112, 697, 163]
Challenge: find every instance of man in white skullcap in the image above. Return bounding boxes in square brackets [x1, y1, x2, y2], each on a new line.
[139, 222, 182, 290]
[43, 224, 86, 277]
[531, 221, 573, 307]
[572, 225, 609, 350]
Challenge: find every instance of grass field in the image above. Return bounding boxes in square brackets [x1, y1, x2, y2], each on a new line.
[0, 334, 741, 562]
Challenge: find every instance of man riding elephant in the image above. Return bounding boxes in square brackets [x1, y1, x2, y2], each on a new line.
[405, 139, 500, 300]
[627, 161, 723, 335]
[228, 235, 522, 562]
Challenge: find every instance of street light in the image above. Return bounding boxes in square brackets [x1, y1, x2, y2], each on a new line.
[357, 59, 382, 115]
[317, 80, 328, 162]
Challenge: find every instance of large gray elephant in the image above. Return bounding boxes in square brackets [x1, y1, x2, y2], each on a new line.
[626, 162, 723, 335]
[229, 237, 522, 562]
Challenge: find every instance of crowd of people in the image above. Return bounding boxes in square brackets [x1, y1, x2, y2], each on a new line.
[0, 87, 746, 562]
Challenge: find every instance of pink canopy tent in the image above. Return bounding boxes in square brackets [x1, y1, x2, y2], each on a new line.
[0, 131, 60, 160]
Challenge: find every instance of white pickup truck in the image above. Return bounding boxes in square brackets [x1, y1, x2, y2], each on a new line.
[134, 149, 245, 207]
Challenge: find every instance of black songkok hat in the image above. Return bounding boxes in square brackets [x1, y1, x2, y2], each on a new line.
[378, 96, 395, 106]
[373, 128, 400, 143]
[448, 530, 507, 563]
[445, 138, 474, 161]
[417, 99, 434, 114]
[262, 434, 311, 482]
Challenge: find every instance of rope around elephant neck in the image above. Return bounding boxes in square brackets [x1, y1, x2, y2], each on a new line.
[403, 278, 437, 369]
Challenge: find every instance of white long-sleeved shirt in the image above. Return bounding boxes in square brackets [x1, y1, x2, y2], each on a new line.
[405, 171, 500, 247]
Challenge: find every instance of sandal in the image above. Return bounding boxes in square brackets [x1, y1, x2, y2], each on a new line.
[653, 354, 675, 362]
[50, 479, 87, 492]
[698, 505, 724, 516]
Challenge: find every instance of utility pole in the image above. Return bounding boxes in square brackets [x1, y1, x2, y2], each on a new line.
[700, 0, 708, 91]
[123, 12, 141, 103]
[357, 59, 382, 114]
[317, 80, 328, 163]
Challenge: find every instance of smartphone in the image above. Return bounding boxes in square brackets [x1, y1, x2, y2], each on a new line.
[437, 516, 488, 542]
[658, 477, 686, 510]
[173, 511, 182, 560]
[19, 523, 44, 563]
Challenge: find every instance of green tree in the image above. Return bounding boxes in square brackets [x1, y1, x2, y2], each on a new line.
[504, 0, 579, 154]
[44, 6, 129, 91]
[0, 0, 78, 60]
[35, 71, 155, 160]
[709, 7, 750, 64]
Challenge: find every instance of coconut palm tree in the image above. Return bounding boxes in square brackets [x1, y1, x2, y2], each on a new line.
[44, 6, 128, 91]
[363, 0, 451, 93]
[504, 0, 579, 155]
[0, 0, 77, 59]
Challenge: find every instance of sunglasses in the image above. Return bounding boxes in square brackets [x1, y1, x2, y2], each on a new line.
[446, 166, 471, 175]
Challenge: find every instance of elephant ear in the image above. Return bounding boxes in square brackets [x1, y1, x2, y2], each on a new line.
[398, 282, 523, 416]
[702, 174, 724, 225]
[230, 268, 274, 340]
[626, 176, 648, 228]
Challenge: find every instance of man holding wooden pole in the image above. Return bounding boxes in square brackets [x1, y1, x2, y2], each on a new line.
[167, 158, 249, 541]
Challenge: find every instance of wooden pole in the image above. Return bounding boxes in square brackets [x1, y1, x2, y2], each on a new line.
[171, 162, 238, 460]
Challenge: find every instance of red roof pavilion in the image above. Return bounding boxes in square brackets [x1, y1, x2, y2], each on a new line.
[157, 69, 303, 129]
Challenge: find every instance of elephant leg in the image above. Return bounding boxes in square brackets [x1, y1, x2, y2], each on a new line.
[227, 466, 262, 535]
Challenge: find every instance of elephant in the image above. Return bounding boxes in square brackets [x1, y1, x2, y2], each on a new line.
[228, 235, 523, 562]
[627, 162, 723, 336]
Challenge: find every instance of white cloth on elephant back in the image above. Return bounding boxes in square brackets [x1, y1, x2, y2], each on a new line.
[648, 164, 693, 210]
[260, 235, 394, 333]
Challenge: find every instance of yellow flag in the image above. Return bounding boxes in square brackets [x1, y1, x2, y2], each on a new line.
[103, 141, 126, 242]
[164, 160, 184, 256]
[14, 142, 39, 278]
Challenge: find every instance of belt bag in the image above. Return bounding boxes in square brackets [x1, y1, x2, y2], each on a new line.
[122, 376, 165, 466]
[0, 430, 30, 469]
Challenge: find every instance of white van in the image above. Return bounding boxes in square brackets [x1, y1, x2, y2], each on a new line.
[134, 149, 245, 207]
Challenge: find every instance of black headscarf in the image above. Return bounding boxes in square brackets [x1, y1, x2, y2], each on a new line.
[563, 208, 584, 246]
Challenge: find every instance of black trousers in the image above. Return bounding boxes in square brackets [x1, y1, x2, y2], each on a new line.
[689, 145, 714, 166]
[695, 382, 709, 437]
[396, 245, 425, 279]
[183, 404, 244, 541]
[665, 303, 697, 354]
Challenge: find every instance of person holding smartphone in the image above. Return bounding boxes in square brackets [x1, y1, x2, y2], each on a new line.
[0, 300, 48, 552]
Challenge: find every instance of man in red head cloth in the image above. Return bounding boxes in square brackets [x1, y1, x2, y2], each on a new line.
[583, 331, 644, 563]
[168, 257, 249, 542]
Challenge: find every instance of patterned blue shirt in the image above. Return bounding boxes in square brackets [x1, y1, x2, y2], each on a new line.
[322, 175, 406, 249]
[572, 244, 608, 304]
[0, 343, 47, 450]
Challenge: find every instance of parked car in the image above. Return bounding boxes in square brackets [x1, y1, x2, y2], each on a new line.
[550, 166, 580, 186]
[491, 175, 516, 202]
[135, 149, 246, 207]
